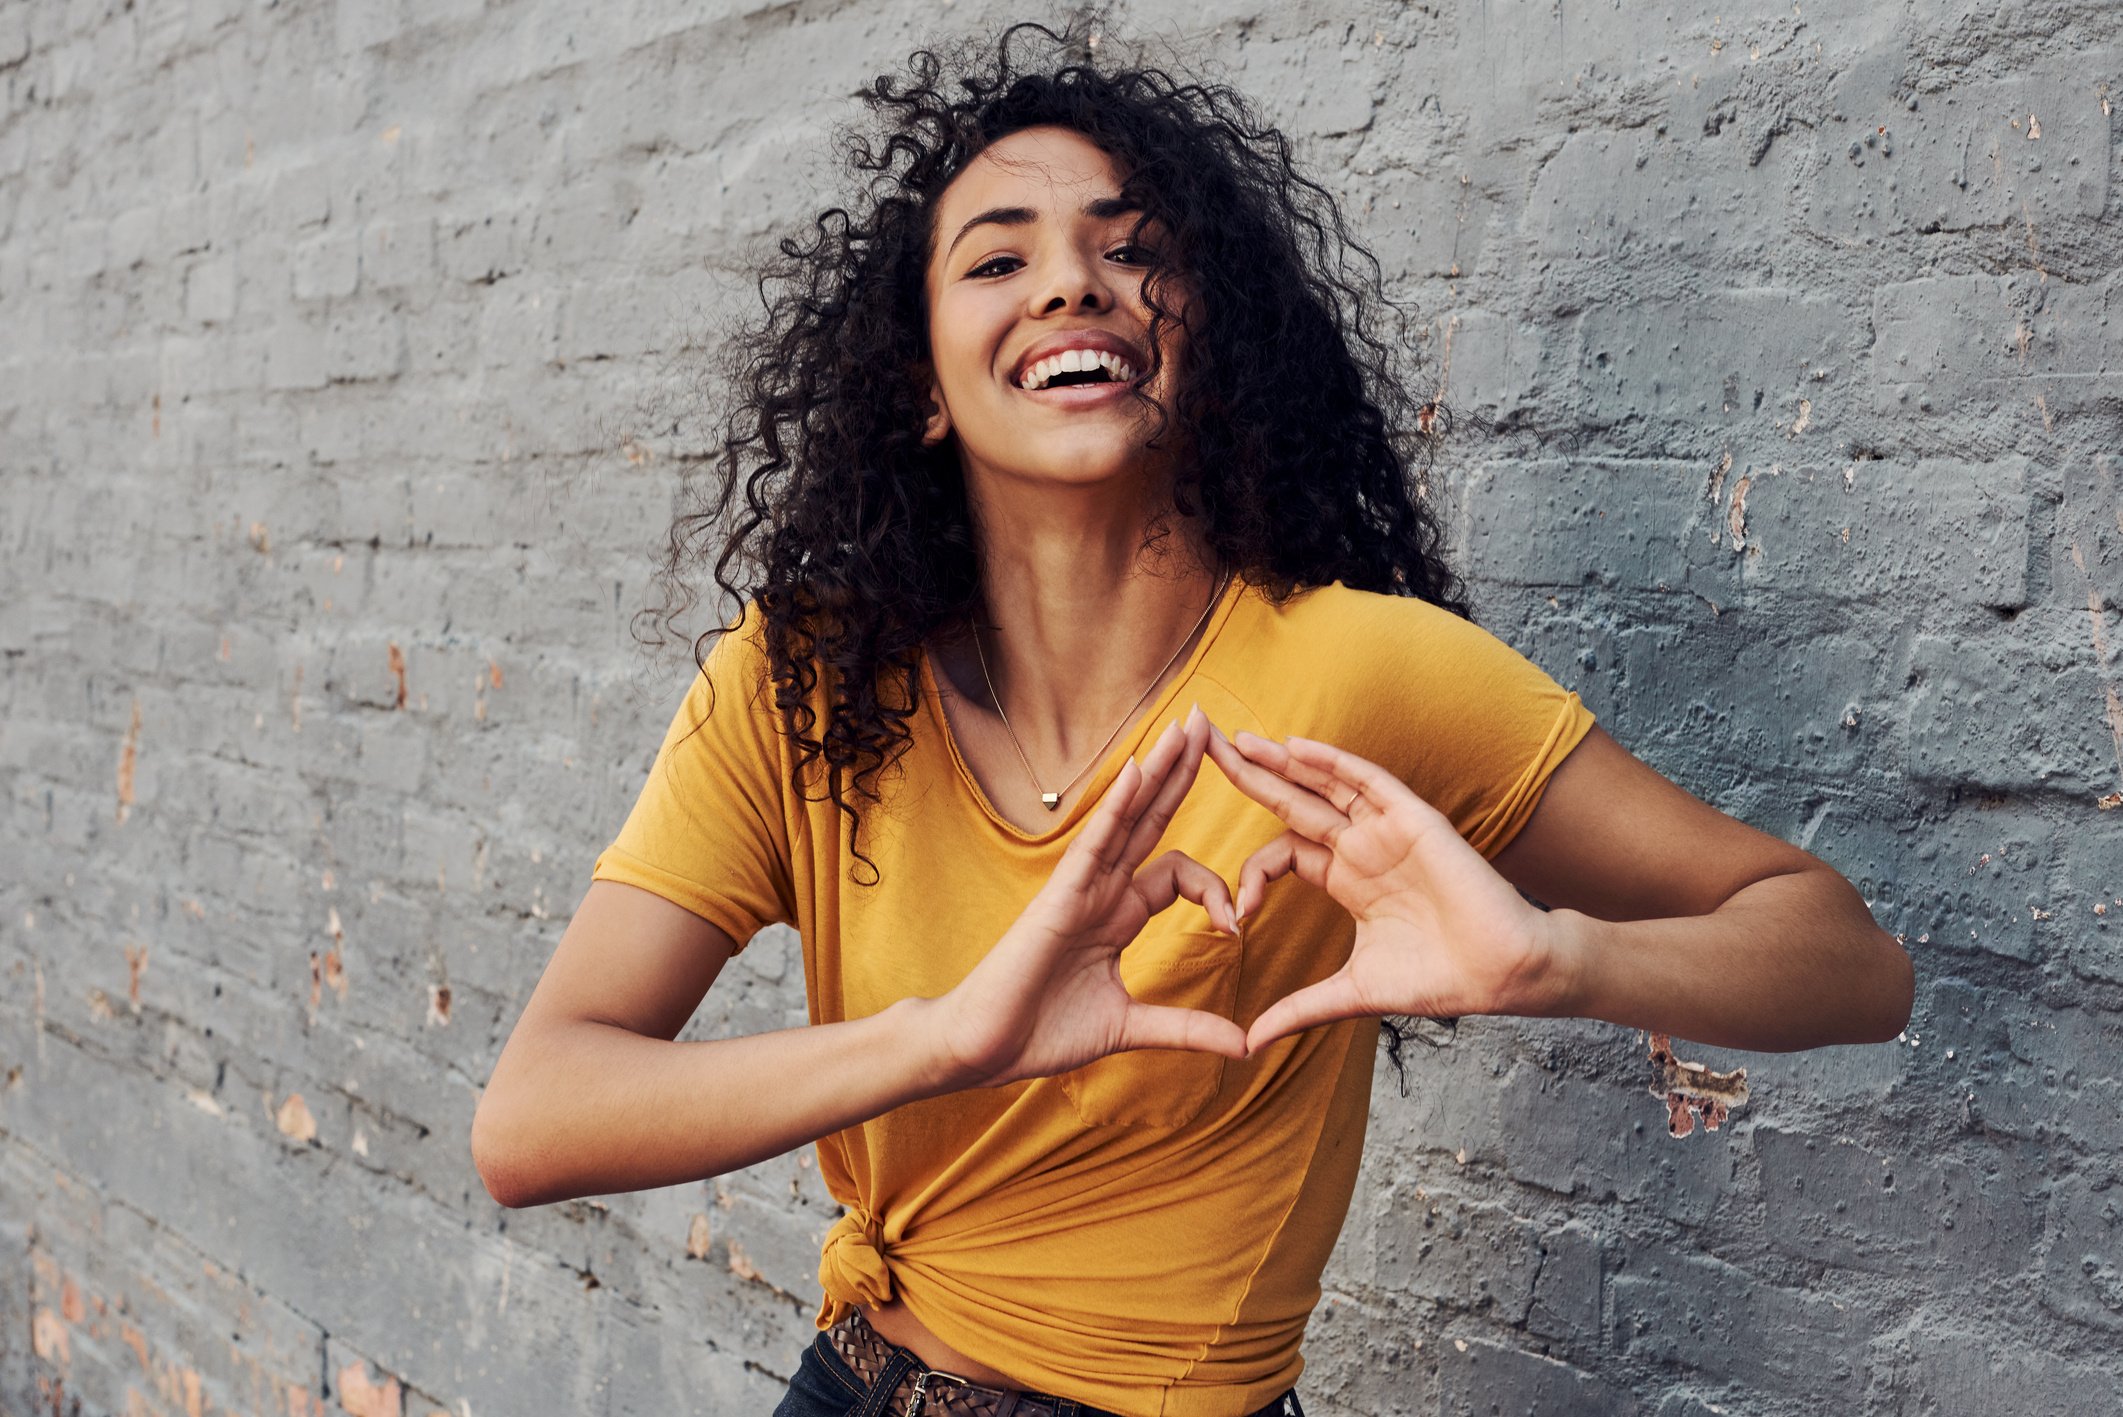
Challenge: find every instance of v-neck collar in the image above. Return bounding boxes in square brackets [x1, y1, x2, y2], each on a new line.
[916, 571, 1251, 847]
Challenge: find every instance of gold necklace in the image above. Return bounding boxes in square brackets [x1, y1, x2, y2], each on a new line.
[971, 568, 1232, 811]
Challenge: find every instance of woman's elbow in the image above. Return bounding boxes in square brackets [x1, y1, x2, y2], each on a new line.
[470, 1090, 539, 1209]
[1843, 922, 1915, 1046]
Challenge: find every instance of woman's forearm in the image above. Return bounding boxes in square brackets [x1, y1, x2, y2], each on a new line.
[1539, 866, 1915, 1053]
[472, 996, 957, 1208]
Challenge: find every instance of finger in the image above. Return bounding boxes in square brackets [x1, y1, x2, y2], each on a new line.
[1234, 829, 1334, 921]
[1238, 732, 1365, 815]
[1133, 848, 1240, 934]
[1243, 973, 1373, 1054]
[1068, 756, 1142, 873]
[1116, 1002, 1249, 1060]
[1121, 718, 1186, 817]
[1283, 736, 1438, 824]
[1119, 706, 1210, 868]
[1203, 720, 1346, 843]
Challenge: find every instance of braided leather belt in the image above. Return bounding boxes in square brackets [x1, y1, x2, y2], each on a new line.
[827, 1308, 1054, 1416]
[823, 1308, 1297, 1417]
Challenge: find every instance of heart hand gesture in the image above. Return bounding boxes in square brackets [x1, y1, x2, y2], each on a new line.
[929, 706, 1249, 1091]
[1205, 726, 1564, 1054]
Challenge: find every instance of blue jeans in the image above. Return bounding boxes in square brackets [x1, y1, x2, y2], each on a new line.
[770, 1328, 1305, 1417]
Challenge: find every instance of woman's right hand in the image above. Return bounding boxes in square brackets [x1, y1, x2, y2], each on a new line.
[926, 704, 1248, 1091]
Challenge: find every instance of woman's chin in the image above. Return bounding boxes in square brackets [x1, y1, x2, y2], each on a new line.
[988, 447, 1169, 490]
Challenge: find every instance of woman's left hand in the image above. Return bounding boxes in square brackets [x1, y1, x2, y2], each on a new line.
[1204, 724, 1570, 1054]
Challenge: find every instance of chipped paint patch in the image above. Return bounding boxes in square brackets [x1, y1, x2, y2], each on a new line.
[274, 1092, 317, 1143]
[124, 941, 149, 1007]
[116, 699, 141, 824]
[33, 1307, 70, 1364]
[336, 1360, 405, 1417]
[2105, 686, 2123, 784]
[313, 907, 349, 1007]
[1707, 449, 1732, 506]
[1649, 1033, 1749, 1138]
[121, 1321, 149, 1371]
[1728, 475, 1754, 550]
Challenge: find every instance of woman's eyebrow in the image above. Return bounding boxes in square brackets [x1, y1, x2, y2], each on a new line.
[944, 195, 1143, 260]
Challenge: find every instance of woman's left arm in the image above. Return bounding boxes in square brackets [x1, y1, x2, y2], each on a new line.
[1486, 724, 1914, 1051]
[1206, 722, 1914, 1055]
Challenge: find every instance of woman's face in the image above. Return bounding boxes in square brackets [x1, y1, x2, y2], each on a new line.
[919, 124, 1186, 495]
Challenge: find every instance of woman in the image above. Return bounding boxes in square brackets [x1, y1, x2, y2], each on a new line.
[471, 23, 1914, 1417]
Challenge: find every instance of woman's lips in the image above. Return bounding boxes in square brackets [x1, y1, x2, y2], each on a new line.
[1010, 378, 1138, 407]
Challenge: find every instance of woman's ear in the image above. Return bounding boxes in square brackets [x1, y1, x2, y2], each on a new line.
[918, 367, 952, 447]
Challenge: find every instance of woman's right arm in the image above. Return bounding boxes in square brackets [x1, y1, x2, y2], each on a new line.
[471, 707, 1242, 1209]
[470, 879, 964, 1208]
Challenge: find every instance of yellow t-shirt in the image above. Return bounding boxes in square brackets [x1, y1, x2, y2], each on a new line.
[592, 574, 1595, 1417]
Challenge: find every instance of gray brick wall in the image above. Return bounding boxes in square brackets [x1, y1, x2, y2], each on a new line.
[2, 2, 2117, 1414]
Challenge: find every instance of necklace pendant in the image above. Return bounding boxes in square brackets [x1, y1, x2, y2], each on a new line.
[1041, 792, 1062, 810]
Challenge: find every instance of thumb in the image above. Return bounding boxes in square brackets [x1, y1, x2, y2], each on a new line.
[1118, 1002, 1250, 1060]
[1244, 973, 1371, 1055]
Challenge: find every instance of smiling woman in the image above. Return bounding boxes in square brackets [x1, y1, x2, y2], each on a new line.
[468, 18, 1913, 1417]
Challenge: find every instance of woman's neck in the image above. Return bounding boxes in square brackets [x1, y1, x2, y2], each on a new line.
[944, 480, 1223, 782]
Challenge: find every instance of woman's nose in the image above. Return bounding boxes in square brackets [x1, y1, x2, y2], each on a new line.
[1031, 249, 1113, 314]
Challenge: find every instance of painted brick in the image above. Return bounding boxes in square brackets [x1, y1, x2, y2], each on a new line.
[1811, 66, 2113, 236]
[1369, 1183, 1540, 1322]
[1575, 290, 1844, 436]
[1611, 1251, 1865, 1400]
[1741, 457, 2033, 612]
[1437, 1339, 1640, 1417]
[7, 4, 2123, 1415]
[1457, 460, 1740, 601]
[184, 254, 237, 324]
[293, 230, 361, 301]
[1903, 625, 2116, 795]
[1867, 1324, 2123, 1414]
[1755, 1125, 2039, 1275]
[1526, 1223, 1602, 1343]
[2040, 1171, 2123, 1336]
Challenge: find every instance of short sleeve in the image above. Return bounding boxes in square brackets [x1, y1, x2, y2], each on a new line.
[1372, 604, 1597, 860]
[591, 608, 796, 950]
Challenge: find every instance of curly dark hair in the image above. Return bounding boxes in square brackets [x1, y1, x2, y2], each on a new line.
[648, 11, 1463, 813]
[642, 13, 1471, 1080]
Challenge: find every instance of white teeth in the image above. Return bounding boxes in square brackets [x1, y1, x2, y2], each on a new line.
[1018, 347, 1138, 390]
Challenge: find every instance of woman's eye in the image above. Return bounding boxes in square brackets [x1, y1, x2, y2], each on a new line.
[964, 247, 1158, 279]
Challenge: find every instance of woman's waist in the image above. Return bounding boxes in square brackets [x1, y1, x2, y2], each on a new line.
[863, 1299, 1021, 1388]
[841, 1299, 1305, 1417]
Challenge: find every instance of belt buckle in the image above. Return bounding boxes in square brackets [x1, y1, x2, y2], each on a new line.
[904, 1363, 976, 1417]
